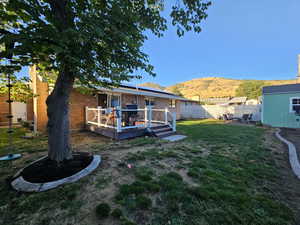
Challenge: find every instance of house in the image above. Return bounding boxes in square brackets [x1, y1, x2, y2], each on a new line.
[26, 66, 199, 139]
[262, 83, 300, 128]
[198, 97, 231, 105]
[245, 99, 260, 105]
[0, 94, 33, 126]
[227, 97, 247, 105]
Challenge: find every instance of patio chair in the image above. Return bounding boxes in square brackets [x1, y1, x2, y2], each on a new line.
[241, 114, 253, 124]
[102, 109, 117, 126]
[222, 114, 231, 120]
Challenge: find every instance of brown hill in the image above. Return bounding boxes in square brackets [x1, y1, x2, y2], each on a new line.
[141, 77, 297, 99]
[138, 82, 165, 91]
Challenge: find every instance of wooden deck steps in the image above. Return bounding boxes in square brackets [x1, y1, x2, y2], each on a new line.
[149, 124, 175, 138]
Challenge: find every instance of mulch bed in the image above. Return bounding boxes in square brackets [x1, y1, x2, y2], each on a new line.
[20, 152, 93, 183]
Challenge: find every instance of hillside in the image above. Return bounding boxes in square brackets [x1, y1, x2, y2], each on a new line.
[140, 77, 297, 99]
[138, 82, 165, 91]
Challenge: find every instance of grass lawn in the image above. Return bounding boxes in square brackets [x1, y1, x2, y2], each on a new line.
[0, 119, 297, 225]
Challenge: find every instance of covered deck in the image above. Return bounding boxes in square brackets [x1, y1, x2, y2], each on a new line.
[85, 106, 176, 140]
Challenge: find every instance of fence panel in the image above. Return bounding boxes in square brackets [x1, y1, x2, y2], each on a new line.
[180, 104, 261, 121]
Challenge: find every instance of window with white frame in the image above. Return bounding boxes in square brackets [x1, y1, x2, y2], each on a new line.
[107, 94, 121, 108]
[290, 97, 300, 113]
[145, 98, 155, 106]
[169, 99, 176, 108]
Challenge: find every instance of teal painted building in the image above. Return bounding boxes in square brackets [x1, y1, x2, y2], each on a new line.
[262, 84, 300, 128]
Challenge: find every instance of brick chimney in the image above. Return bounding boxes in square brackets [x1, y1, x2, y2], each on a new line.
[29, 66, 49, 133]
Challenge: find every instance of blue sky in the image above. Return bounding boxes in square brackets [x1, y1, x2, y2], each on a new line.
[132, 0, 300, 86]
[17, 0, 300, 87]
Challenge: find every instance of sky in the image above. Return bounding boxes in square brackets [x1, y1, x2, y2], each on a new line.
[17, 0, 300, 87]
[131, 0, 300, 86]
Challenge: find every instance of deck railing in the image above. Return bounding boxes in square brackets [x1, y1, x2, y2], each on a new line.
[85, 106, 176, 133]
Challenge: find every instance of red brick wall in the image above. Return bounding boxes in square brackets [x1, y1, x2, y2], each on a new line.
[36, 79, 49, 132]
[69, 90, 97, 130]
[26, 98, 34, 121]
[0, 94, 9, 125]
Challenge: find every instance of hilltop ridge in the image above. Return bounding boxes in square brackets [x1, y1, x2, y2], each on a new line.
[139, 77, 297, 98]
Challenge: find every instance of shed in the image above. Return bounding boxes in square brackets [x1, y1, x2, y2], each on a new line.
[262, 84, 300, 128]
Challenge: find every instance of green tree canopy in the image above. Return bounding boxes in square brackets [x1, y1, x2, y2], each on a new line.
[235, 80, 265, 99]
[0, 73, 33, 102]
[0, 0, 211, 162]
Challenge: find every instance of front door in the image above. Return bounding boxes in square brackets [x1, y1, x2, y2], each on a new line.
[98, 94, 107, 108]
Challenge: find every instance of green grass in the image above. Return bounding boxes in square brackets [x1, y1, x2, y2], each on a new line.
[113, 119, 295, 225]
[0, 120, 296, 225]
[177, 119, 265, 145]
[0, 127, 47, 155]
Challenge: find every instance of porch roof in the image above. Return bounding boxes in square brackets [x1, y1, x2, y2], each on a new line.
[96, 85, 188, 101]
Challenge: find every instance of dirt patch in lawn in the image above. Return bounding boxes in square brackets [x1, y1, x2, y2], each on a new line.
[265, 128, 300, 223]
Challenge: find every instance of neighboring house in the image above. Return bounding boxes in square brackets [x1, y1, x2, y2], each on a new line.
[227, 97, 247, 105]
[246, 99, 259, 105]
[197, 97, 231, 105]
[0, 94, 33, 126]
[262, 83, 300, 128]
[27, 66, 199, 139]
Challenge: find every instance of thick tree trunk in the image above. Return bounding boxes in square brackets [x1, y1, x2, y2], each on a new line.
[46, 68, 74, 162]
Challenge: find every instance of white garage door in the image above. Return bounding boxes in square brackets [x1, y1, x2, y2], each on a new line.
[12, 102, 27, 123]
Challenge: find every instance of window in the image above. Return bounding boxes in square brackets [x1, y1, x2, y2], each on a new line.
[290, 97, 300, 113]
[145, 98, 155, 106]
[169, 99, 176, 108]
[107, 94, 121, 108]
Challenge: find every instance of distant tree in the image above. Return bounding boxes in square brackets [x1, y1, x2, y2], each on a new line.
[0, 73, 33, 103]
[235, 81, 265, 99]
[0, 0, 211, 163]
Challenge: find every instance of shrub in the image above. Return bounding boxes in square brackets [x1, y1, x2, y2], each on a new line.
[95, 203, 111, 218]
[111, 208, 123, 219]
[136, 196, 152, 210]
[134, 167, 154, 181]
[121, 219, 137, 225]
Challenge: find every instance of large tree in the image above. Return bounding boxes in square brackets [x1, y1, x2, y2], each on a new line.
[0, 0, 211, 163]
[235, 80, 265, 99]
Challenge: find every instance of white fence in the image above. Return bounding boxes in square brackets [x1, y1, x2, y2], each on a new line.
[180, 103, 261, 121]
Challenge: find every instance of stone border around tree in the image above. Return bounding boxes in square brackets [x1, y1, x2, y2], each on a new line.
[11, 155, 101, 192]
[275, 129, 300, 179]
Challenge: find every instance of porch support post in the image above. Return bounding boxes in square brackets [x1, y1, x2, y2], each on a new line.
[172, 112, 176, 132]
[144, 106, 148, 128]
[85, 106, 88, 125]
[97, 106, 101, 127]
[165, 107, 168, 125]
[116, 106, 122, 132]
[148, 106, 152, 128]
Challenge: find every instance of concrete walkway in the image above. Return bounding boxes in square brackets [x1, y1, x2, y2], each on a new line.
[162, 135, 187, 142]
[275, 129, 300, 179]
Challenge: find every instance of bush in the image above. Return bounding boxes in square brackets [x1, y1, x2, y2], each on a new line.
[111, 208, 123, 219]
[136, 196, 152, 210]
[95, 203, 111, 218]
[121, 219, 137, 225]
[134, 167, 154, 181]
